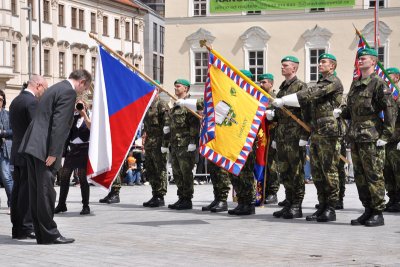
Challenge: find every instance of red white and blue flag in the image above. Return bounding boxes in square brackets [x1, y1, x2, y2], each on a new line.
[87, 46, 156, 190]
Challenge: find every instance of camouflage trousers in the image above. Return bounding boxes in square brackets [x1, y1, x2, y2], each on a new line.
[310, 136, 340, 207]
[266, 147, 279, 196]
[230, 150, 256, 204]
[111, 171, 122, 193]
[338, 140, 347, 201]
[351, 142, 386, 211]
[208, 162, 231, 201]
[276, 141, 305, 205]
[170, 146, 195, 200]
[383, 143, 400, 201]
[145, 147, 168, 198]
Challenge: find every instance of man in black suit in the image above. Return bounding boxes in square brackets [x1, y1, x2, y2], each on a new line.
[19, 69, 92, 245]
[10, 75, 48, 240]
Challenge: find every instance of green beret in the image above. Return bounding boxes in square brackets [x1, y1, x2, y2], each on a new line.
[281, 56, 299, 63]
[148, 79, 160, 86]
[240, 70, 253, 79]
[174, 79, 190, 87]
[258, 73, 274, 81]
[386, 67, 400, 75]
[358, 48, 378, 57]
[319, 53, 336, 62]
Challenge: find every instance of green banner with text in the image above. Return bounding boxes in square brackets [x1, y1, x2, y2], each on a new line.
[210, 0, 355, 13]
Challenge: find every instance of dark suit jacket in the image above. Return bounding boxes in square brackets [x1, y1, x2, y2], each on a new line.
[9, 90, 38, 166]
[19, 80, 77, 170]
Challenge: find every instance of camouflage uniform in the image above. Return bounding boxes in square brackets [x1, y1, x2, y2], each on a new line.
[208, 162, 231, 202]
[168, 100, 200, 201]
[143, 96, 169, 199]
[383, 97, 400, 210]
[274, 77, 308, 210]
[297, 73, 343, 210]
[342, 73, 396, 213]
[337, 138, 347, 207]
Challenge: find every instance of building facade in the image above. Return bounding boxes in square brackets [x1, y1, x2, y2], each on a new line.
[140, 0, 165, 17]
[0, 0, 148, 104]
[164, 0, 400, 97]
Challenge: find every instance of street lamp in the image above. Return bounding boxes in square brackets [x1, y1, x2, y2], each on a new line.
[22, 4, 32, 79]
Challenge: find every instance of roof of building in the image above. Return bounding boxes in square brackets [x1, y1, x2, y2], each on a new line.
[113, 0, 147, 11]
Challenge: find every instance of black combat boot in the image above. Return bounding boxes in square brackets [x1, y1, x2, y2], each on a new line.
[278, 199, 288, 207]
[145, 196, 165, 208]
[306, 204, 325, 221]
[282, 204, 302, 219]
[234, 203, 255, 215]
[175, 199, 193, 210]
[228, 203, 244, 215]
[143, 196, 157, 207]
[316, 206, 336, 222]
[99, 192, 111, 203]
[384, 198, 395, 211]
[351, 207, 372, 225]
[273, 205, 290, 218]
[364, 210, 384, 227]
[264, 194, 278, 205]
[107, 193, 120, 204]
[210, 201, 228, 212]
[386, 202, 400, 212]
[168, 199, 183, 209]
[335, 200, 344, 210]
[201, 199, 219, 211]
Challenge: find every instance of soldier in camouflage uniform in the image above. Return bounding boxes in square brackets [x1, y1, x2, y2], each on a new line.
[269, 56, 308, 219]
[142, 87, 170, 208]
[336, 48, 396, 227]
[166, 79, 200, 210]
[383, 67, 400, 212]
[273, 53, 343, 222]
[258, 73, 280, 205]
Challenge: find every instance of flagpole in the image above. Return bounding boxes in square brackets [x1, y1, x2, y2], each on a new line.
[88, 33, 201, 119]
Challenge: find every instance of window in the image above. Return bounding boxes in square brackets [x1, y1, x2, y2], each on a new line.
[91, 56, 96, 77]
[153, 23, 158, 52]
[134, 24, 139, 42]
[43, 0, 50, 22]
[78, 9, 84, 30]
[59, 52, 65, 77]
[369, 0, 385, 8]
[194, 52, 208, 83]
[160, 26, 165, 54]
[11, 0, 17, 16]
[31, 46, 36, 74]
[159, 56, 164, 84]
[58, 4, 65, 26]
[309, 48, 326, 82]
[247, 11, 261, 15]
[79, 55, 85, 69]
[71, 7, 77, 28]
[44, 49, 50, 76]
[103, 16, 108, 36]
[371, 46, 385, 65]
[153, 54, 158, 80]
[90, 12, 96, 33]
[72, 54, 78, 70]
[12, 44, 18, 72]
[248, 51, 264, 81]
[125, 21, 130, 41]
[114, 19, 120, 38]
[310, 8, 325, 12]
[193, 0, 207, 16]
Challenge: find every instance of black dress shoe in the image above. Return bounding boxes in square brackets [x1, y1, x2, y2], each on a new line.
[264, 194, 278, 205]
[13, 232, 36, 240]
[278, 199, 288, 207]
[80, 206, 90, 215]
[282, 205, 302, 219]
[54, 204, 67, 214]
[316, 206, 336, 222]
[148, 197, 165, 208]
[364, 211, 384, 227]
[52, 236, 75, 244]
[210, 201, 228, 212]
[351, 207, 372, 226]
[175, 199, 192, 210]
[306, 205, 325, 221]
[202, 199, 219, 211]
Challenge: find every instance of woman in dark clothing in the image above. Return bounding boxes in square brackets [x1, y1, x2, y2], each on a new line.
[55, 97, 91, 215]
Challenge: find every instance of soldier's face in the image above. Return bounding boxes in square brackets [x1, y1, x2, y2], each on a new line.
[259, 79, 273, 92]
[390, 74, 400, 84]
[174, 83, 188, 99]
[358, 55, 376, 71]
[318, 59, 335, 75]
[281, 62, 297, 77]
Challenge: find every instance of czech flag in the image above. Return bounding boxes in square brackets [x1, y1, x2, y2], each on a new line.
[87, 46, 156, 190]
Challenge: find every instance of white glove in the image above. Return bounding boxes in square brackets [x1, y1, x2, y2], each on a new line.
[397, 142, 400, 150]
[272, 98, 284, 108]
[163, 126, 170, 134]
[175, 98, 197, 110]
[271, 140, 277, 150]
[161, 147, 169, 153]
[266, 110, 275, 120]
[187, 144, 196, 152]
[299, 139, 308, 147]
[376, 139, 387, 147]
[333, 108, 342, 119]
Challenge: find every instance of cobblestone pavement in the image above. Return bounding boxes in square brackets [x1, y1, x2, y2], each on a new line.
[0, 183, 399, 266]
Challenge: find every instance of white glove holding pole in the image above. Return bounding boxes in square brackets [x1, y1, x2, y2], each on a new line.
[266, 110, 275, 120]
[333, 108, 342, 119]
[376, 139, 387, 147]
[397, 142, 400, 150]
[299, 139, 308, 147]
[271, 140, 277, 150]
[175, 98, 197, 111]
[272, 93, 300, 108]
[161, 147, 169, 153]
[163, 126, 170, 134]
[187, 144, 197, 152]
